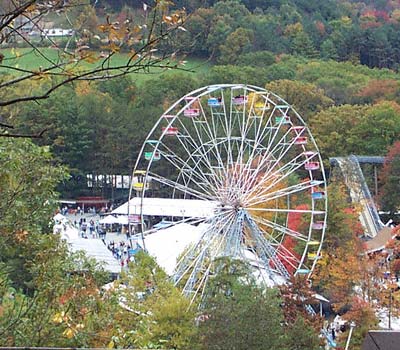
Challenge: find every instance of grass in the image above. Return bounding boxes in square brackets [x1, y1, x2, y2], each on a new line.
[0, 47, 212, 85]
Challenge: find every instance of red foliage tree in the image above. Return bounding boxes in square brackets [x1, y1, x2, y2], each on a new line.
[278, 204, 308, 274]
[356, 79, 399, 103]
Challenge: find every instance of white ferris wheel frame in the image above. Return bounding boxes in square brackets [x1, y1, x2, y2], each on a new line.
[128, 84, 328, 299]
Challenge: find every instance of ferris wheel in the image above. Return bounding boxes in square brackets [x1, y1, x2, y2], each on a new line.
[129, 84, 327, 301]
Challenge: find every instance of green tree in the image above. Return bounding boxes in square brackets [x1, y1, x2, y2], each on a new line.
[309, 101, 400, 158]
[286, 316, 321, 350]
[245, 14, 289, 53]
[198, 258, 288, 350]
[115, 251, 197, 349]
[265, 79, 333, 119]
[0, 138, 67, 238]
[323, 180, 363, 250]
[321, 39, 339, 60]
[291, 30, 318, 58]
[202, 65, 265, 86]
[0, 138, 118, 347]
[237, 50, 276, 67]
[0, 241, 116, 347]
[355, 101, 400, 155]
[218, 28, 254, 64]
[310, 104, 369, 159]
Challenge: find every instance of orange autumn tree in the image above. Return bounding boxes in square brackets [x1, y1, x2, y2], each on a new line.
[339, 297, 378, 349]
[312, 180, 364, 311]
[279, 275, 323, 330]
[313, 240, 364, 311]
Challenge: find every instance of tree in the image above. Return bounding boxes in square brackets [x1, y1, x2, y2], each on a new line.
[236, 50, 276, 67]
[331, 297, 378, 350]
[0, 239, 117, 347]
[202, 64, 264, 86]
[285, 316, 321, 350]
[245, 14, 289, 53]
[114, 251, 198, 349]
[279, 275, 322, 331]
[323, 180, 363, 250]
[313, 241, 363, 312]
[309, 101, 400, 160]
[355, 79, 400, 104]
[265, 79, 333, 120]
[310, 104, 369, 159]
[196, 258, 321, 350]
[0, 138, 67, 239]
[378, 141, 400, 214]
[355, 101, 400, 155]
[218, 27, 254, 64]
[0, 0, 187, 137]
[0, 138, 119, 347]
[179, 7, 214, 56]
[320, 39, 339, 60]
[312, 179, 364, 311]
[198, 258, 289, 350]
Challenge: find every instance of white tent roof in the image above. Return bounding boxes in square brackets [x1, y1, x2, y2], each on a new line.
[137, 222, 205, 275]
[115, 216, 129, 225]
[99, 215, 123, 225]
[112, 197, 219, 218]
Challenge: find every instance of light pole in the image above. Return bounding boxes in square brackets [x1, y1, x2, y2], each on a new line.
[345, 321, 356, 350]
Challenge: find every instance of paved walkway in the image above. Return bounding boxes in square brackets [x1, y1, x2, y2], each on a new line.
[59, 212, 137, 274]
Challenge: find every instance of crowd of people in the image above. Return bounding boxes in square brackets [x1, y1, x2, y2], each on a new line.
[76, 218, 103, 239]
[106, 240, 141, 267]
[70, 214, 141, 267]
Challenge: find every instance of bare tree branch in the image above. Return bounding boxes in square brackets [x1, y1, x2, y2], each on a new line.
[0, 0, 189, 138]
[0, 127, 47, 138]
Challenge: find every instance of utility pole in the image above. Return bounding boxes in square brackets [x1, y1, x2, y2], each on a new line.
[345, 321, 356, 350]
[389, 285, 392, 330]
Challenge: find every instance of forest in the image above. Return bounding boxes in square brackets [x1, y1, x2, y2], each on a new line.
[1, 0, 400, 349]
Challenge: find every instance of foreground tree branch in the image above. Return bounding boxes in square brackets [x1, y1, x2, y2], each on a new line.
[0, 0, 188, 137]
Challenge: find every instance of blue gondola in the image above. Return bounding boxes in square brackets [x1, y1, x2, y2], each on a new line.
[208, 97, 222, 107]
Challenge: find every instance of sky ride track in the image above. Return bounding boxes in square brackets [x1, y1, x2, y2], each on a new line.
[330, 155, 383, 238]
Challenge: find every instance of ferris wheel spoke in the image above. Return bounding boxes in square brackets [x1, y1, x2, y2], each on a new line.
[155, 149, 217, 196]
[238, 128, 295, 192]
[245, 180, 318, 207]
[257, 105, 291, 152]
[250, 214, 309, 242]
[244, 212, 290, 279]
[247, 232, 304, 274]
[229, 94, 252, 184]
[178, 103, 228, 182]
[149, 172, 216, 201]
[243, 152, 310, 203]
[175, 210, 236, 287]
[247, 207, 324, 215]
[194, 105, 231, 183]
[172, 115, 223, 181]
[156, 139, 222, 194]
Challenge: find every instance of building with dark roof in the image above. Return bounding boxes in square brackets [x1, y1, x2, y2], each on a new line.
[361, 330, 400, 350]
